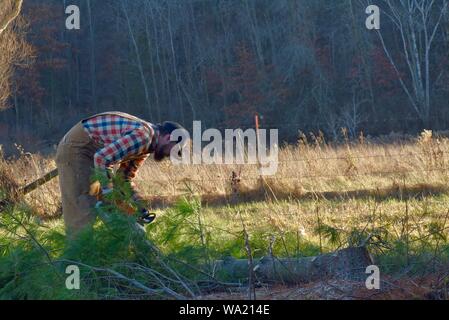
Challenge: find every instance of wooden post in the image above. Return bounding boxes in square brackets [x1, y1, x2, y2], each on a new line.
[254, 113, 261, 172]
[254, 113, 260, 145]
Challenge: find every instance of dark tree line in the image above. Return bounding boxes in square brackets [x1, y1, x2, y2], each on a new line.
[1, 0, 449, 152]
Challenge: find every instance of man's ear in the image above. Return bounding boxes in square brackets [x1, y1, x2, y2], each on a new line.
[161, 133, 172, 144]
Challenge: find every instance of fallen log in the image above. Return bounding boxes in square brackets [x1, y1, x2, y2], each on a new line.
[0, 168, 59, 212]
[213, 246, 374, 285]
[21, 168, 59, 195]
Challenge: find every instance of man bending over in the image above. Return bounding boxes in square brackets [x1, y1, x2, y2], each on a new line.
[55, 111, 186, 236]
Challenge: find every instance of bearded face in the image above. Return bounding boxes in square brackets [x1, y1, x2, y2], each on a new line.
[153, 144, 166, 161]
[154, 140, 176, 162]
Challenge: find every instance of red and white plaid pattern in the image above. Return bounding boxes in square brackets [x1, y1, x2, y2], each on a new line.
[82, 114, 153, 179]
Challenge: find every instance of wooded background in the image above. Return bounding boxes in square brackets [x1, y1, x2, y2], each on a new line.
[1, 0, 449, 153]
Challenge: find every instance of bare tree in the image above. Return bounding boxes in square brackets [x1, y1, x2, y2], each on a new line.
[121, 0, 152, 117]
[377, 0, 448, 124]
[0, 0, 23, 35]
[86, 0, 98, 112]
[0, 2, 31, 110]
[341, 88, 369, 138]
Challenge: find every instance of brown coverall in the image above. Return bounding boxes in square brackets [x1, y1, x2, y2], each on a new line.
[56, 122, 100, 236]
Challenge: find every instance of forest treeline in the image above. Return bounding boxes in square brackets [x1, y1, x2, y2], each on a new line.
[1, 0, 449, 152]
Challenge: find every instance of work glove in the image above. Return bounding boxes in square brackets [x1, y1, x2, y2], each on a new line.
[101, 187, 113, 196]
[94, 187, 113, 208]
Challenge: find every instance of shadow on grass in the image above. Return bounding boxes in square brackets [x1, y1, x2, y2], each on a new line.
[145, 183, 449, 209]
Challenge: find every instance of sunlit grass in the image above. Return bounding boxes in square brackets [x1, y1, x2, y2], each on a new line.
[1, 131, 449, 299]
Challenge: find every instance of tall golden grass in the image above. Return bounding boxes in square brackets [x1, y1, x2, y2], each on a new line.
[2, 130, 449, 217]
[135, 129, 449, 204]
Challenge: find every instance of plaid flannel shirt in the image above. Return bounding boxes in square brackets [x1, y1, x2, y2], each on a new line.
[82, 114, 154, 181]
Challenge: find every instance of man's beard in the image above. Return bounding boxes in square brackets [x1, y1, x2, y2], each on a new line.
[154, 147, 166, 162]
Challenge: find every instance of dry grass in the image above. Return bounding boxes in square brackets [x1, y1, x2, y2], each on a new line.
[2, 130, 449, 215]
[0, 145, 60, 216]
[0, 0, 23, 34]
[199, 274, 449, 300]
[2, 131, 449, 299]
[135, 129, 449, 205]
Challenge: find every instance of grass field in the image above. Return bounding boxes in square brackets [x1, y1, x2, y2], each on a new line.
[1, 130, 449, 299]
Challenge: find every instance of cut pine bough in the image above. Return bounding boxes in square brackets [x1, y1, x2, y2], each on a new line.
[1, 169, 375, 296]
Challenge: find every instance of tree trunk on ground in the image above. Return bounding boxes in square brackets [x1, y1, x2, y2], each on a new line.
[213, 246, 373, 284]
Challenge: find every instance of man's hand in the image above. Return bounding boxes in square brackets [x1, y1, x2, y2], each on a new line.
[89, 181, 102, 199]
[89, 181, 112, 199]
[90, 178, 152, 218]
